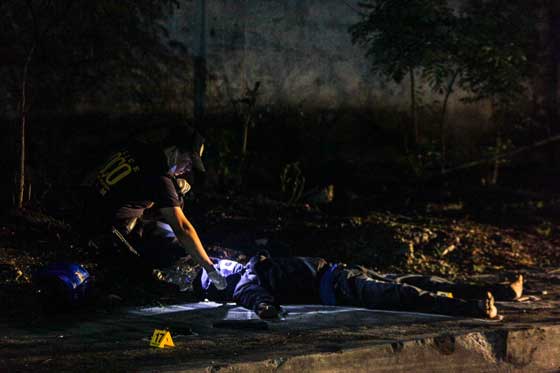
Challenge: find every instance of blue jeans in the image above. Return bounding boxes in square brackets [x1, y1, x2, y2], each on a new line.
[332, 266, 488, 317]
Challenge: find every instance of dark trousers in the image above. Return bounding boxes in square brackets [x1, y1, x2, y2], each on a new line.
[391, 274, 516, 301]
[332, 266, 510, 317]
[95, 222, 186, 269]
[135, 236, 186, 268]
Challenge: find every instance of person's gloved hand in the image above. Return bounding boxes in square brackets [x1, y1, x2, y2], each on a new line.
[207, 269, 227, 290]
[176, 178, 191, 195]
[256, 303, 279, 319]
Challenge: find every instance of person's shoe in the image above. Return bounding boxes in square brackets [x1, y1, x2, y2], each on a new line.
[256, 303, 279, 319]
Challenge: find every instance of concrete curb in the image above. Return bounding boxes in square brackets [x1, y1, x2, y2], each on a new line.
[159, 325, 560, 373]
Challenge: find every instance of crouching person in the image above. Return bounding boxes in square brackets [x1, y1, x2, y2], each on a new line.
[83, 125, 226, 290]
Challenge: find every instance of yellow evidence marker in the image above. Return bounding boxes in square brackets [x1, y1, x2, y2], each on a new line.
[150, 329, 175, 348]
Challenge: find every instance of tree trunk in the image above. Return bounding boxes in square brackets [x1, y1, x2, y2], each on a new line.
[440, 71, 459, 171]
[15, 45, 35, 208]
[550, 1, 560, 133]
[533, 1, 560, 135]
[490, 131, 501, 186]
[16, 110, 26, 208]
[409, 68, 418, 146]
[193, 0, 207, 125]
[241, 0, 249, 157]
[242, 121, 249, 156]
[490, 101, 502, 186]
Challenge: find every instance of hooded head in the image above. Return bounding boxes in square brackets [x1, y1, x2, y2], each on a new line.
[163, 125, 206, 175]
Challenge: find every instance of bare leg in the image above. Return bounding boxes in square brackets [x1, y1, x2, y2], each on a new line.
[395, 274, 523, 301]
[509, 274, 524, 300]
[334, 268, 500, 318]
[476, 292, 500, 319]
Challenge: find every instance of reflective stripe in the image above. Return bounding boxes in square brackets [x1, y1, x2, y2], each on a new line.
[298, 257, 317, 276]
[319, 264, 338, 306]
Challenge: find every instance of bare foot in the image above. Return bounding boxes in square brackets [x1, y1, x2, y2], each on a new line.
[478, 292, 500, 319]
[510, 274, 524, 300]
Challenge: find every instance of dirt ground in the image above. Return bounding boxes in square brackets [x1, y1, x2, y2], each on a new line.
[1, 185, 560, 371]
[1, 185, 560, 318]
[1, 268, 559, 372]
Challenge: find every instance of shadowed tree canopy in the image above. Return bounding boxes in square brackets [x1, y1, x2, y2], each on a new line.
[350, 0, 456, 146]
[350, 0, 535, 106]
[0, 0, 188, 113]
[349, 0, 537, 176]
[0, 0, 190, 208]
[457, 0, 535, 105]
[350, 0, 455, 83]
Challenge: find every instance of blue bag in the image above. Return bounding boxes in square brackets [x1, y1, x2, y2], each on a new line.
[34, 263, 91, 306]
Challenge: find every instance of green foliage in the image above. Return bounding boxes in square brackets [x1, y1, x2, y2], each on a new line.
[350, 0, 455, 83]
[350, 0, 458, 147]
[484, 137, 513, 166]
[351, 0, 535, 106]
[205, 125, 244, 191]
[413, 140, 443, 173]
[457, 0, 535, 106]
[536, 220, 553, 238]
[232, 82, 261, 156]
[351, 0, 536, 173]
[280, 162, 306, 205]
[0, 0, 187, 112]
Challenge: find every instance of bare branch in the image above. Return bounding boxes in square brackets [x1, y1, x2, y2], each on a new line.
[24, 0, 40, 45]
[42, 0, 77, 38]
[441, 134, 560, 175]
[341, 0, 368, 16]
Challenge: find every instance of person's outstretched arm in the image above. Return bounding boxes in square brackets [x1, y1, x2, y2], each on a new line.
[160, 206, 226, 289]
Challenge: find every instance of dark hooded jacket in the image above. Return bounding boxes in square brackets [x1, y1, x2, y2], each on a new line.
[197, 255, 331, 312]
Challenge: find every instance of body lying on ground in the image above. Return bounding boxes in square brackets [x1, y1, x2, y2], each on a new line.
[163, 254, 523, 320]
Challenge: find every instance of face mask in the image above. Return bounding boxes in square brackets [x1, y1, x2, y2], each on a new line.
[167, 148, 193, 175]
[173, 155, 192, 175]
[166, 147, 178, 173]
